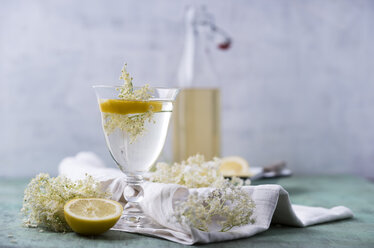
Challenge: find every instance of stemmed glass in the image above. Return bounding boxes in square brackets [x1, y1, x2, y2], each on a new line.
[93, 85, 179, 227]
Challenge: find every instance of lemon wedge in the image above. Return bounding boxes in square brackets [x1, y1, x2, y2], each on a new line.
[219, 156, 251, 177]
[64, 198, 123, 235]
[100, 99, 163, 115]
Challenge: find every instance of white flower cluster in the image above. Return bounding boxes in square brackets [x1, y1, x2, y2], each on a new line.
[230, 176, 252, 187]
[103, 108, 154, 143]
[151, 154, 256, 232]
[150, 154, 225, 188]
[21, 173, 110, 232]
[174, 181, 256, 232]
[103, 64, 155, 142]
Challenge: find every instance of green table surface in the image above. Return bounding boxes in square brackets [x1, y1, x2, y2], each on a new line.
[1, 175, 374, 248]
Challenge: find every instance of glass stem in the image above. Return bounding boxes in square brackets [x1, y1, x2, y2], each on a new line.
[122, 175, 147, 227]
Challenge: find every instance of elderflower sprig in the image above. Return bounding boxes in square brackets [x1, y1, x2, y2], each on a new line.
[174, 181, 256, 232]
[103, 64, 155, 142]
[21, 173, 110, 232]
[119, 63, 133, 93]
[117, 63, 153, 101]
[150, 154, 226, 188]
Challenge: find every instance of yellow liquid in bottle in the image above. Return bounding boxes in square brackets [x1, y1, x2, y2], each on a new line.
[173, 88, 220, 162]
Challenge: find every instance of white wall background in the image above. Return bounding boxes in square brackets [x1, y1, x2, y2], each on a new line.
[1, 0, 373, 178]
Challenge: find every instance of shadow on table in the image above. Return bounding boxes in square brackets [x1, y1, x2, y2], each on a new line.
[75, 230, 141, 241]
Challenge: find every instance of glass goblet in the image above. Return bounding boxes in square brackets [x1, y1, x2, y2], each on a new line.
[93, 85, 179, 227]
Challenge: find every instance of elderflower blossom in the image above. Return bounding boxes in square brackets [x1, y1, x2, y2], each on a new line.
[150, 154, 225, 188]
[231, 176, 245, 186]
[103, 64, 155, 142]
[21, 173, 110, 232]
[174, 181, 256, 232]
[118, 63, 134, 94]
[103, 108, 154, 143]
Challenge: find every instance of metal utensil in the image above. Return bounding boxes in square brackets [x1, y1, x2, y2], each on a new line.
[250, 161, 292, 180]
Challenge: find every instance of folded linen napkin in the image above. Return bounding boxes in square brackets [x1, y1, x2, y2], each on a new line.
[59, 152, 353, 245]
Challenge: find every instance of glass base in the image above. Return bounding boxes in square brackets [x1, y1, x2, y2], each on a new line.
[120, 213, 151, 228]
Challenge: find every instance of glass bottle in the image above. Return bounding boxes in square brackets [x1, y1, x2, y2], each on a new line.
[173, 5, 231, 162]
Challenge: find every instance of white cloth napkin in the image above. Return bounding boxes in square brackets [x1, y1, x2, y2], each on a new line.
[59, 152, 354, 245]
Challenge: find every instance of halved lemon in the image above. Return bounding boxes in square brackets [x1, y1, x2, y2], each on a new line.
[100, 99, 163, 115]
[219, 156, 251, 177]
[64, 198, 123, 235]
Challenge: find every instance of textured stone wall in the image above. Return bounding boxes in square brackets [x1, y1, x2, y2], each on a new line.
[1, 0, 373, 178]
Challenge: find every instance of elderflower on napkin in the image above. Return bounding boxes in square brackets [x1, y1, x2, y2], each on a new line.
[150, 154, 256, 232]
[150, 154, 225, 188]
[174, 181, 256, 232]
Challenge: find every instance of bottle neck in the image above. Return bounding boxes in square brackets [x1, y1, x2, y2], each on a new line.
[178, 6, 217, 88]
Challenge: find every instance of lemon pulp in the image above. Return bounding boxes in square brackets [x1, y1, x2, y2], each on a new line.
[100, 99, 163, 115]
[64, 198, 123, 235]
[219, 156, 251, 177]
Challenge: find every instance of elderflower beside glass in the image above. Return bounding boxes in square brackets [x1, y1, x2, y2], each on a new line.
[93, 85, 179, 227]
